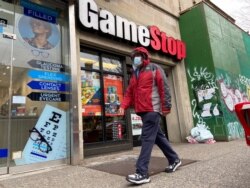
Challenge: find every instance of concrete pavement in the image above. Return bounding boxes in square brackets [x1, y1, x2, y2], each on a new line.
[0, 139, 250, 188]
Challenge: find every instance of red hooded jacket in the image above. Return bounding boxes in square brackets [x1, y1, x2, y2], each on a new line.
[121, 47, 171, 114]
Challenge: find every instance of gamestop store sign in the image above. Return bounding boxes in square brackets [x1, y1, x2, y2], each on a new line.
[78, 0, 186, 61]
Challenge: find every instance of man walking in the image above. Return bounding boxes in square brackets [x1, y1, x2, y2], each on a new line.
[119, 47, 181, 185]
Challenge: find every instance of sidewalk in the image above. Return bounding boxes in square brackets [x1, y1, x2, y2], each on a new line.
[0, 139, 250, 188]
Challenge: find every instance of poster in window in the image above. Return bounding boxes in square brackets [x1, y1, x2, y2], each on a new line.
[104, 75, 123, 116]
[14, 104, 67, 165]
[81, 71, 102, 116]
[9, 14, 61, 68]
[131, 114, 142, 136]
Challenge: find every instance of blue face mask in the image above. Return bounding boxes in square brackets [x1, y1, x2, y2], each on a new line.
[133, 56, 142, 67]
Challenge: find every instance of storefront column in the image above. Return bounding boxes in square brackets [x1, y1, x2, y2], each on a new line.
[69, 0, 83, 165]
[171, 62, 193, 142]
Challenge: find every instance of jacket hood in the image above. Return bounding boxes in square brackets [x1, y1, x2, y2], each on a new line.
[131, 47, 150, 67]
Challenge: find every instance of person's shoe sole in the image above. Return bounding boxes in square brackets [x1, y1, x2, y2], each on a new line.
[166, 161, 182, 173]
[126, 177, 151, 184]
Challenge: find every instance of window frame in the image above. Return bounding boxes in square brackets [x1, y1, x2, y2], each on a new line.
[80, 46, 128, 144]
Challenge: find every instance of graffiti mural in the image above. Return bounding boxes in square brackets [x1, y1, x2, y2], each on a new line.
[187, 67, 221, 122]
[216, 71, 249, 139]
[239, 74, 250, 101]
[187, 67, 247, 140]
[217, 73, 249, 112]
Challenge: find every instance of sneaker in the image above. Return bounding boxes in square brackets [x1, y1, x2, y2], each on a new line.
[126, 173, 151, 184]
[165, 159, 182, 173]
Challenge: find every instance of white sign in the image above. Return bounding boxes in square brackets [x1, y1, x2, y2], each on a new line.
[131, 114, 143, 136]
[78, 0, 186, 60]
[12, 96, 26, 104]
[15, 104, 67, 165]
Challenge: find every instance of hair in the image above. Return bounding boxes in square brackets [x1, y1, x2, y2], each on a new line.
[30, 18, 52, 38]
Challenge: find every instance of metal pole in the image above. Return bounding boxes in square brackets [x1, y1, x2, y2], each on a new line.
[68, 0, 84, 165]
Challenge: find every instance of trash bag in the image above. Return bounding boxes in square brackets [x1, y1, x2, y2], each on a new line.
[190, 124, 214, 143]
[186, 136, 199, 144]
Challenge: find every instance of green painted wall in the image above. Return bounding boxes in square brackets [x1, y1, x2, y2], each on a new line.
[180, 3, 250, 141]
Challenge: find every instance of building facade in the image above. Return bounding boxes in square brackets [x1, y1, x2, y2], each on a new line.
[1, 0, 225, 176]
[73, 0, 193, 158]
[180, 1, 250, 141]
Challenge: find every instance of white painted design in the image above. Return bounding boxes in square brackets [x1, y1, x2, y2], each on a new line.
[219, 81, 228, 97]
[224, 94, 234, 111]
[188, 67, 220, 118]
[239, 74, 250, 87]
[218, 77, 249, 112]
[197, 88, 216, 102]
[201, 103, 212, 117]
[213, 104, 220, 116]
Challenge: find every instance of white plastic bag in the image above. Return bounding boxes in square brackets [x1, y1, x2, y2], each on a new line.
[191, 124, 214, 142]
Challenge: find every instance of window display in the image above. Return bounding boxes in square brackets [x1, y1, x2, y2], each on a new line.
[81, 70, 102, 116]
[0, 0, 70, 170]
[81, 49, 127, 143]
[104, 74, 123, 116]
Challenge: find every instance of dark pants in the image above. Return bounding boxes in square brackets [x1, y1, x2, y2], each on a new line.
[136, 112, 179, 175]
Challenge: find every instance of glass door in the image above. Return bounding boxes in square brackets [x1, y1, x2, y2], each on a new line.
[0, 0, 15, 174]
[0, 0, 70, 175]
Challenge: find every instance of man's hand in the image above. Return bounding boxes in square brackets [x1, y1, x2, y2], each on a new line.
[162, 109, 171, 116]
[118, 107, 125, 115]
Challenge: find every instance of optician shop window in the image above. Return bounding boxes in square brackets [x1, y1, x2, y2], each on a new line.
[0, 0, 70, 167]
[80, 47, 127, 143]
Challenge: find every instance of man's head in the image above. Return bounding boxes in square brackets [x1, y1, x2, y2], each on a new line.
[131, 47, 149, 68]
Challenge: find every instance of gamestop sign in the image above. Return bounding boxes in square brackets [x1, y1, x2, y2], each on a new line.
[79, 0, 186, 60]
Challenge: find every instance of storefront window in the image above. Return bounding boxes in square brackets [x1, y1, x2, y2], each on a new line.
[0, 0, 70, 170]
[80, 51, 100, 70]
[80, 48, 127, 143]
[81, 70, 103, 143]
[83, 116, 103, 143]
[81, 70, 102, 116]
[102, 56, 122, 73]
[103, 74, 125, 141]
[104, 74, 123, 115]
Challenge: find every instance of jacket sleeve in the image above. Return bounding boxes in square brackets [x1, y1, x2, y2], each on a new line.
[120, 77, 135, 110]
[155, 66, 171, 111]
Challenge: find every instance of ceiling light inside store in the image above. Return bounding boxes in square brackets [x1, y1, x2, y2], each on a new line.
[103, 62, 118, 69]
[80, 57, 118, 69]
[80, 57, 96, 64]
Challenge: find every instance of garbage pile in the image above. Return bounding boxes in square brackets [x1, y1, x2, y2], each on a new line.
[186, 124, 216, 144]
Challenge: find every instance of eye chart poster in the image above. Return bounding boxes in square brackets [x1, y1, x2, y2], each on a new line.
[15, 104, 67, 165]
